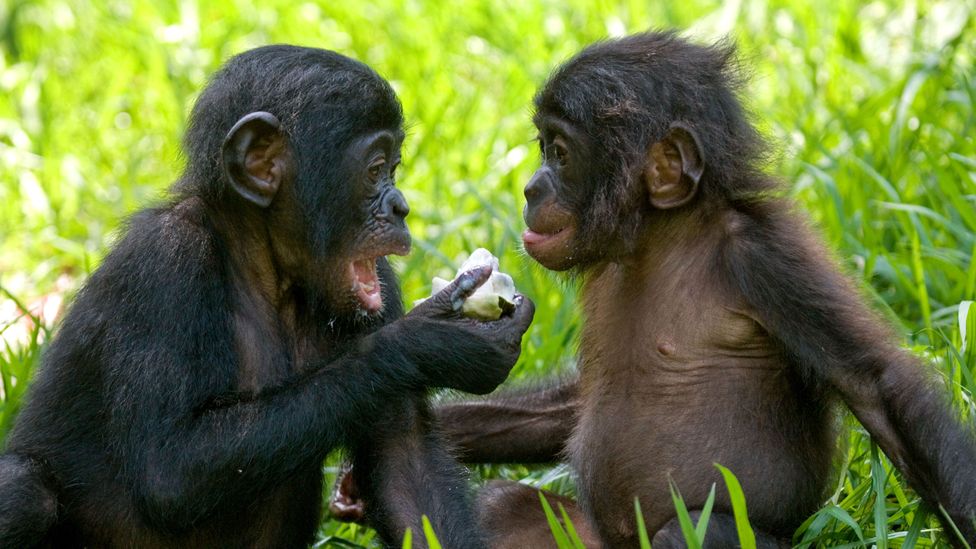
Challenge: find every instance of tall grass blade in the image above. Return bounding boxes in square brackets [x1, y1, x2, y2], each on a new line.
[668, 479, 702, 549]
[557, 502, 587, 549]
[715, 464, 756, 549]
[539, 491, 574, 549]
[634, 498, 652, 549]
[694, 484, 716, 542]
[869, 445, 889, 549]
[421, 516, 443, 549]
[939, 504, 973, 549]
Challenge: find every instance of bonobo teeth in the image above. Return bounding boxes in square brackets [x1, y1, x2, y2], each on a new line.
[349, 257, 383, 312]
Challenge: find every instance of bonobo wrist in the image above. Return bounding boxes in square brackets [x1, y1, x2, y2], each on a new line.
[362, 323, 430, 392]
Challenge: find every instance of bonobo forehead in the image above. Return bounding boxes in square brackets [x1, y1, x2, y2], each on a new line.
[535, 31, 736, 136]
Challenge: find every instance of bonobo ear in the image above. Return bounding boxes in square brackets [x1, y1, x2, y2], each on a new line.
[643, 122, 705, 209]
[222, 111, 288, 208]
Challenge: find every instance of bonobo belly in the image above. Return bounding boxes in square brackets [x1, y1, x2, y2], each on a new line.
[570, 359, 836, 545]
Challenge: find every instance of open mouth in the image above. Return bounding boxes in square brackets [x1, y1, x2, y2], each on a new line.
[348, 257, 383, 313]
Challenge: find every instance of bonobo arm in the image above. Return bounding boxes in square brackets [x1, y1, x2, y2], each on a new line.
[726, 204, 976, 546]
[435, 379, 579, 463]
[88, 224, 532, 531]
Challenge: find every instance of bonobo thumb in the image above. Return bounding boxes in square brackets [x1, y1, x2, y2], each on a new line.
[421, 265, 493, 315]
[509, 294, 536, 333]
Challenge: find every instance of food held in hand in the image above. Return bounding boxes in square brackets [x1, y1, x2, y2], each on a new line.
[416, 248, 517, 320]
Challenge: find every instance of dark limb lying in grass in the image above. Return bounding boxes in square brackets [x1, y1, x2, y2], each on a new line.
[337, 31, 976, 548]
[480, 481, 789, 549]
[436, 379, 579, 464]
[0, 46, 534, 549]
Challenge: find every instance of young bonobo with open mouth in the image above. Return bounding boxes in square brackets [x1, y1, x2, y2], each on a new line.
[338, 32, 976, 548]
[0, 46, 534, 548]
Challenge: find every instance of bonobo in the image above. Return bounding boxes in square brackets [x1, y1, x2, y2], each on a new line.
[430, 33, 976, 547]
[0, 45, 533, 548]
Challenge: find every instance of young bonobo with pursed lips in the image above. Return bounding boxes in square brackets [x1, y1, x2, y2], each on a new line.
[430, 33, 976, 547]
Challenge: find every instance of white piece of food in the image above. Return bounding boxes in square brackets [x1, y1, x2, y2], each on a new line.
[414, 248, 518, 321]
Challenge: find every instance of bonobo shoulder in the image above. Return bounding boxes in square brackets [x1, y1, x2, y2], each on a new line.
[121, 200, 221, 271]
[79, 200, 226, 325]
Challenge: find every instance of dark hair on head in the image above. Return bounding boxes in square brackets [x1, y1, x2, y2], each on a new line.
[177, 45, 403, 203]
[532, 31, 774, 262]
[535, 30, 773, 204]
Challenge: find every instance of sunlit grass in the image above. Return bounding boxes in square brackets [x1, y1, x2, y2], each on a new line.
[1, 0, 975, 547]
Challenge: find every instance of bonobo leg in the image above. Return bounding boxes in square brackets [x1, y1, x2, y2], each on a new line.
[437, 379, 579, 464]
[477, 480, 600, 549]
[330, 380, 579, 524]
[651, 511, 790, 549]
[350, 398, 486, 549]
[0, 454, 58, 547]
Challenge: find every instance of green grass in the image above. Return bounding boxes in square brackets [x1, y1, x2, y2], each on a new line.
[1, 0, 974, 547]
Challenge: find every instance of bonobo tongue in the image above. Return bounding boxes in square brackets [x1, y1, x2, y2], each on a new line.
[350, 258, 382, 312]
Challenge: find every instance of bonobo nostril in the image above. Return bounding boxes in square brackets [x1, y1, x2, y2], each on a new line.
[524, 173, 548, 206]
[392, 193, 410, 218]
[383, 188, 410, 220]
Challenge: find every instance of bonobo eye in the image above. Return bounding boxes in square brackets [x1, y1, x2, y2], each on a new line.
[553, 136, 569, 167]
[367, 157, 386, 182]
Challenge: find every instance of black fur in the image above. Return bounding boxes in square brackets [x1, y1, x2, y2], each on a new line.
[0, 45, 531, 548]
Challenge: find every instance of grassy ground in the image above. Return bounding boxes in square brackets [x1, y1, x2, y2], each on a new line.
[1, 0, 974, 546]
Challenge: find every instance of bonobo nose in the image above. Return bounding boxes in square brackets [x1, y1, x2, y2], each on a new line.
[382, 187, 410, 221]
[524, 168, 553, 209]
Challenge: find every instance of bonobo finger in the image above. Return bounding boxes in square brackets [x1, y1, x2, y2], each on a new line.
[509, 294, 536, 333]
[428, 265, 492, 312]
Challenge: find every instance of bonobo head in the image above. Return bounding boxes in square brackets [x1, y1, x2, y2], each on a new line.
[522, 31, 770, 272]
[179, 45, 410, 315]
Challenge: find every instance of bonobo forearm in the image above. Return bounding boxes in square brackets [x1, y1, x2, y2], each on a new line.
[136, 332, 426, 527]
[838, 354, 976, 546]
[435, 380, 579, 463]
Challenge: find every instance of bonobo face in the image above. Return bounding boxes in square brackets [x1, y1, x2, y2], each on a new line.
[221, 111, 410, 317]
[523, 109, 704, 273]
[522, 115, 591, 271]
[338, 129, 411, 313]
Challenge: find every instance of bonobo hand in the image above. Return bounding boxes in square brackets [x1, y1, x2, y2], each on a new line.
[395, 265, 535, 395]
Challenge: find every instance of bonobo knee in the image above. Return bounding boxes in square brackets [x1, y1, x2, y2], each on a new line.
[651, 512, 790, 549]
[0, 454, 58, 546]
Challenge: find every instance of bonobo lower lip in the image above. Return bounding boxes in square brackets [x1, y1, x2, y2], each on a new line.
[522, 225, 574, 258]
[523, 227, 567, 246]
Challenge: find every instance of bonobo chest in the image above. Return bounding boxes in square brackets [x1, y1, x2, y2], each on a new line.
[231, 293, 342, 392]
[577, 261, 775, 392]
[571, 260, 786, 540]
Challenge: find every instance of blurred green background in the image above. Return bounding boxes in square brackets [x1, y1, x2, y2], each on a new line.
[1, 0, 974, 546]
